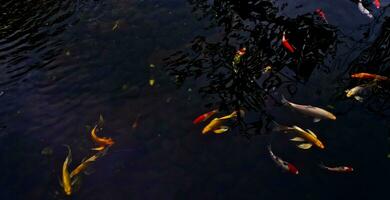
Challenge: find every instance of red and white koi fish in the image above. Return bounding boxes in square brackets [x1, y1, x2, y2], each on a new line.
[193, 109, 218, 124]
[315, 8, 328, 23]
[319, 163, 354, 173]
[282, 31, 295, 53]
[358, 0, 373, 18]
[373, 0, 381, 9]
[268, 145, 299, 175]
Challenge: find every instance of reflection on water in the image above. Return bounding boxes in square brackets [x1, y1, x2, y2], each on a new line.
[165, 0, 339, 136]
[0, 0, 389, 199]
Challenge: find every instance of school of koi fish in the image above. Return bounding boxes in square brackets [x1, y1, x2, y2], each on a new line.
[58, 0, 388, 195]
[60, 116, 114, 195]
[193, 0, 388, 176]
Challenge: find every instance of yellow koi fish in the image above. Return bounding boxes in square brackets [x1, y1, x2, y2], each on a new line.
[70, 148, 108, 178]
[62, 145, 72, 195]
[275, 125, 325, 149]
[201, 110, 243, 134]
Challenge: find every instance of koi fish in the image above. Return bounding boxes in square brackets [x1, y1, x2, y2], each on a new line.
[319, 163, 354, 173]
[268, 145, 299, 175]
[345, 83, 373, 102]
[233, 47, 246, 65]
[70, 148, 108, 178]
[315, 8, 328, 23]
[351, 73, 388, 81]
[91, 125, 114, 151]
[373, 0, 380, 9]
[193, 109, 218, 124]
[358, 0, 373, 18]
[274, 125, 325, 149]
[62, 145, 73, 196]
[201, 110, 243, 134]
[281, 96, 336, 122]
[282, 31, 295, 53]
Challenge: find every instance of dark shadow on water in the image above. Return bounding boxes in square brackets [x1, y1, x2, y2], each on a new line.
[164, 0, 338, 136]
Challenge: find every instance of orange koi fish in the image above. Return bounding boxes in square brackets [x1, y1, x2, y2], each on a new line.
[91, 125, 114, 151]
[268, 145, 299, 175]
[373, 0, 380, 9]
[282, 31, 295, 53]
[315, 8, 328, 23]
[193, 109, 218, 124]
[319, 163, 354, 173]
[351, 72, 388, 81]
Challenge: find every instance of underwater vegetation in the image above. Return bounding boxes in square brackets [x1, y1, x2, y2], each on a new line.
[164, 0, 340, 136]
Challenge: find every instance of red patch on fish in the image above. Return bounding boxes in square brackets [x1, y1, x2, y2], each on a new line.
[282, 32, 295, 53]
[193, 110, 217, 124]
[343, 166, 354, 172]
[315, 8, 328, 23]
[288, 163, 299, 175]
[374, 0, 380, 9]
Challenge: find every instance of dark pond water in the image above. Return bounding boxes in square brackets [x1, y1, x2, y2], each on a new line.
[1, 0, 390, 199]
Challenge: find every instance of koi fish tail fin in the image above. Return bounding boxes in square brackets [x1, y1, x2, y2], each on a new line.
[318, 162, 326, 169]
[271, 121, 289, 132]
[267, 145, 272, 152]
[280, 95, 289, 106]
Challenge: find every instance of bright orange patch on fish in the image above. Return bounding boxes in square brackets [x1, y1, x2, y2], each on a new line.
[91, 126, 114, 151]
[282, 31, 295, 53]
[351, 72, 388, 81]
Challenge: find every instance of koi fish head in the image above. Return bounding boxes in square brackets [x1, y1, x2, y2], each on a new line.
[316, 140, 325, 149]
[328, 114, 337, 120]
[342, 166, 354, 172]
[237, 48, 246, 56]
[64, 186, 72, 196]
[287, 163, 299, 175]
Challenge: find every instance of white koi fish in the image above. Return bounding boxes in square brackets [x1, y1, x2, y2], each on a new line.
[281, 96, 336, 122]
[358, 0, 373, 18]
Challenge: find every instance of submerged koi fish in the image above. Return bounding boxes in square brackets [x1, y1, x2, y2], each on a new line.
[281, 96, 336, 122]
[268, 145, 299, 175]
[319, 163, 354, 173]
[91, 125, 114, 151]
[315, 8, 328, 23]
[345, 83, 374, 102]
[351, 73, 388, 81]
[201, 110, 243, 134]
[358, 0, 373, 18]
[282, 31, 295, 53]
[373, 0, 381, 9]
[233, 47, 247, 65]
[70, 148, 108, 178]
[274, 125, 325, 149]
[193, 109, 218, 124]
[62, 145, 73, 196]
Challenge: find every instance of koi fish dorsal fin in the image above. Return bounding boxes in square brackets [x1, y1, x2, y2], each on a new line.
[292, 125, 306, 133]
[306, 129, 317, 138]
